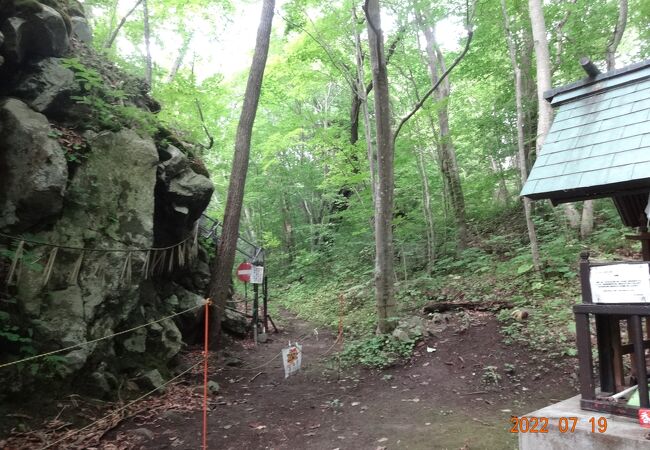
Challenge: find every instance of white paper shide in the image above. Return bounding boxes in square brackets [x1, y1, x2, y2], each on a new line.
[590, 263, 650, 304]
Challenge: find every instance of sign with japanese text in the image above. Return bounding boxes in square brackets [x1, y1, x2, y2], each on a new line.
[590, 263, 650, 304]
[250, 265, 264, 285]
[282, 343, 302, 378]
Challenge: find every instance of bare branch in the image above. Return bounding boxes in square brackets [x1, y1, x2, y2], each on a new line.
[104, 0, 144, 49]
[392, 30, 474, 145]
[195, 99, 214, 151]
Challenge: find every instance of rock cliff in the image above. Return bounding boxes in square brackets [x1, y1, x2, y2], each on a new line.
[0, 0, 214, 398]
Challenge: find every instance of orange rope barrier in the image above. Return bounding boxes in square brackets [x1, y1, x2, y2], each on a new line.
[203, 298, 211, 450]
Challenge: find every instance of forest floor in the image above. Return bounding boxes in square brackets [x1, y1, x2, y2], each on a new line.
[97, 308, 578, 450]
[0, 307, 578, 449]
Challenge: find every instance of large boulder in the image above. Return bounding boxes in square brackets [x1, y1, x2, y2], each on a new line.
[13, 57, 78, 116]
[70, 16, 91, 44]
[0, 97, 68, 230]
[155, 145, 213, 242]
[68, 129, 159, 247]
[0, 5, 69, 65]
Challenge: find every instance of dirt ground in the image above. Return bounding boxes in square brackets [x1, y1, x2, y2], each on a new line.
[95, 309, 579, 450]
[0, 308, 579, 449]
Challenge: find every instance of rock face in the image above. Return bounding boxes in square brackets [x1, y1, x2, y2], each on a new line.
[13, 57, 78, 116]
[1, 5, 69, 65]
[0, 98, 68, 230]
[156, 145, 214, 242]
[0, 1, 215, 398]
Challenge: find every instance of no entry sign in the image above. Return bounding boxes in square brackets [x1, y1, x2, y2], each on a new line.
[237, 262, 252, 282]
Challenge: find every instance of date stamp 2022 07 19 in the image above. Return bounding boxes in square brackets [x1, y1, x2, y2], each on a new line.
[509, 416, 608, 434]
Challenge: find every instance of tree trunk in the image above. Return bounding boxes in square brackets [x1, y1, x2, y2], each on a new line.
[415, 9, 468, 252]
[606, 0, 628, 71]
[143, 0, 153, 87]
[352, 6, 377, 202]
[528, 0, 580, 228]
[103, 0, 143, 49]
[208, 0, 275, 343]
[415, 148, 436, 267]
[490, 156, 509, 206]
[167, 32, 193, 82]
[580, 200, 594, 239]
[502, 0, 541, 272]
[365, 0, 396, 334]
[281, 192, 294, 258]
[580, 0, 629, 239]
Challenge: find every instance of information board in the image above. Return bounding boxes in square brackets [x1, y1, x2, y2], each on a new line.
[250, 265, 264, 284]
[590, 263, 650, 304]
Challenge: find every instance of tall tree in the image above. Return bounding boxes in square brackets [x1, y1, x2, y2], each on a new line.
[364, 0, 396, 334]
[528, 0, 580, 228]
[143, 0, 153, 87]
[580, 0, 629, 239]
[414, 7, 468, 251]
[209, 0, 275, 342]
[502, 0, 541, 271]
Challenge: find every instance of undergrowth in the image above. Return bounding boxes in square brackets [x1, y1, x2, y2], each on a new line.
[269, 200, 638, 368]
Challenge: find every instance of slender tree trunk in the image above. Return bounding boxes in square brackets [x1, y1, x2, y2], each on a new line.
[364, 0, 396, 334]
[142, 0, 152, 87]
[415, 9, 468, 251]
[415, 147, 436, 267]
[606, 0, 628, 71]
[528, 0, 580, 228]
[281, 192, 294, 258]
[580, 200, 594, 239]
[490, 156, 509, 206]
[502, 0, 542, 272]
[352, 7, 377, 202]
[103, 0, 143, 49]
[167, 32, 193, 82]
[580, 0, 628, 239]
[208, 0, 275, 343]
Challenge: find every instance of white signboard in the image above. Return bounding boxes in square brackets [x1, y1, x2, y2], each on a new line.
[282, 343, 302, 378]
[590, 263, 650, 304]
[250, 265, 264, 284]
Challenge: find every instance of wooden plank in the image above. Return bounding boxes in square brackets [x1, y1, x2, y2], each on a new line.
[630, 315, 650, 408]
[574, 304, 650, 315]
[580, 252, 593, 304]
[620, 338, 650, 354]
[596, 315, 615, 392]
[610, 318, 625, 391]
[580, 398, 640, 418]
[575, 312, 596, 400]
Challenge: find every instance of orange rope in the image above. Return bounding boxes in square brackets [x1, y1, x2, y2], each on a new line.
[203, 298, 211, 450]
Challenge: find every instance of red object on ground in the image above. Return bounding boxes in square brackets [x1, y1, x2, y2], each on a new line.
[237, 262, 252, 282]
[639, 409, 650, 428]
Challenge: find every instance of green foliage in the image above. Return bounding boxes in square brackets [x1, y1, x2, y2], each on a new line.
[340, 335, 415, 368]
[61, 57, 158, 134]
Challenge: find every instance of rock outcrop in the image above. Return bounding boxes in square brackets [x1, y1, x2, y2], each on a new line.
[0, 0, 215, 398]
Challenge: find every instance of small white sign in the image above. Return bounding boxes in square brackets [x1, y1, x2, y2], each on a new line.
[250, 265, 264, 284]
[590, 263, 650, 304]
[282, 343, 302, 378]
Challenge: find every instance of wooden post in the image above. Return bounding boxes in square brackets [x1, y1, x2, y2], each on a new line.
[575, 312, 596, 400]
[609, 318, 625, 392]
[579, 251, 593, 303]
[630, 315, 650, 408]
[596, 315, 615, 393]
[263, 275, 269, 332]
[253, 283, 259, 345]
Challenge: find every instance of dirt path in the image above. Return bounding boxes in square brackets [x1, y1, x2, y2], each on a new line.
[105, 309, 577, 450]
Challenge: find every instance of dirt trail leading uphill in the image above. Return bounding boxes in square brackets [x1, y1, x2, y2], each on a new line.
[105, 309, 577, 450]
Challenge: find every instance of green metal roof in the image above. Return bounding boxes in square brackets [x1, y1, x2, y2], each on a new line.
[521, 60, 650, 203]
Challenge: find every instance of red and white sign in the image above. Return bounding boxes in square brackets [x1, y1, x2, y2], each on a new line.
[237, 262, 253, 282]
[639, 409, 650, 428]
